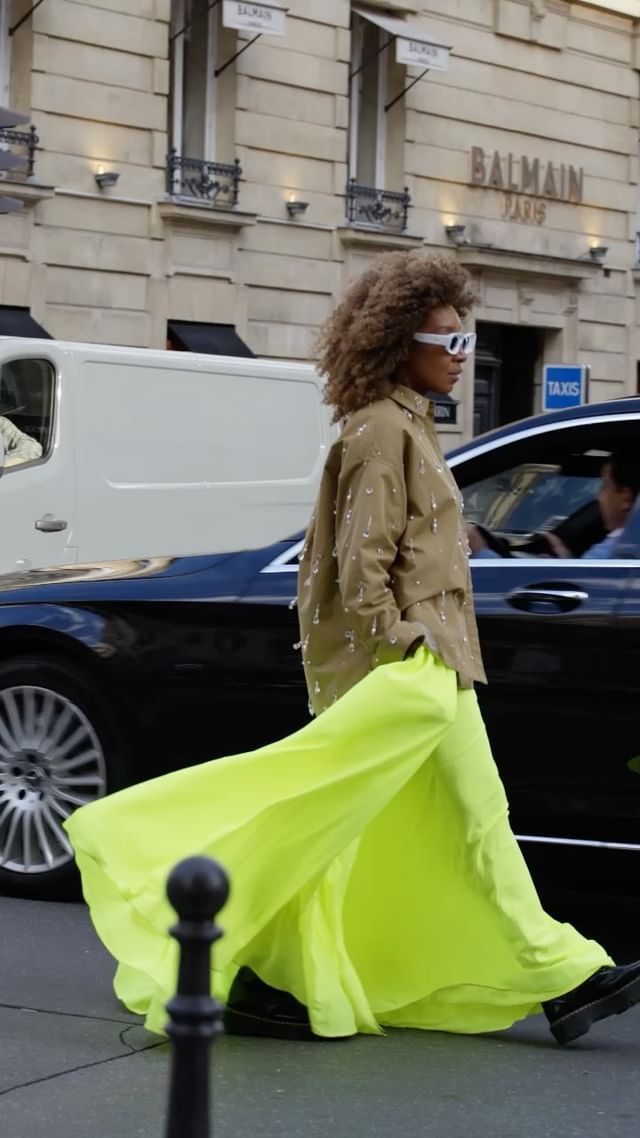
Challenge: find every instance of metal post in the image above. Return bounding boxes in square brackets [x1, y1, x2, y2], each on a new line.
[166, 147, 179, 196]
[164, 856, 230, 1138]
[346, 177, 357, 225]
[384, 68, 430, 114]
[27, 124, 37, 178]
[231, 158, 242, 207]
[401, 187, 410, 232]
[214, 34, 262, 79]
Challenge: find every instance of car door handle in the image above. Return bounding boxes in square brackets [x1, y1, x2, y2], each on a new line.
[35, 515, 68, 533]
[508, 587, 589, 613]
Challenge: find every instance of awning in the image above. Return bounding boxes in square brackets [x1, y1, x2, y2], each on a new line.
[167, 320, 255, 358]
[353, 6, 450, 71]
[0, 307, 51, 338]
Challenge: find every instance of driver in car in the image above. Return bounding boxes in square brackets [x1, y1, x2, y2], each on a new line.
[468, 449, 640, 561]
[0, 414, 42, 467]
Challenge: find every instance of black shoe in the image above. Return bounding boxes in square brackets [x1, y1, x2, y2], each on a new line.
[224, 966, 353, 1042]
[543, 961, 640, 1045]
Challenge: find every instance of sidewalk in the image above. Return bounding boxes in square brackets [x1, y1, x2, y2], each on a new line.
[1, 896, 638, 1138]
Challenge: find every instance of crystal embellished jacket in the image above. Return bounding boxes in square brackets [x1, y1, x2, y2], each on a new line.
[297, 385, 486, 715]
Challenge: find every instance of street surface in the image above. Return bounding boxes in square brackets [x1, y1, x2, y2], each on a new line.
[1, 891, 638, 1138]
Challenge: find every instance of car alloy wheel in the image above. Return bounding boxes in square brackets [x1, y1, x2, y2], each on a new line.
[0, 685, 107, 875]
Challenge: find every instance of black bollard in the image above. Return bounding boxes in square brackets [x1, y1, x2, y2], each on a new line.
[164, 855, 230, 1138]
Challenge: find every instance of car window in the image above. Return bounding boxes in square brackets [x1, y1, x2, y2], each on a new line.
[0, 359, 55, 471]
[607, 498, 640, 560]
[463, 462, 601, 535]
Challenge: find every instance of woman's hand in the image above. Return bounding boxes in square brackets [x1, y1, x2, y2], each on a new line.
[466, 523, 489, 554]
[542, 531, 571, 559]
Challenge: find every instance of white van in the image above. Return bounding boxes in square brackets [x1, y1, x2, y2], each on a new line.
[0, 338, 334, 574]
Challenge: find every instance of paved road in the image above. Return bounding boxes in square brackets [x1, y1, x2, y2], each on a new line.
[1, 892, 639, 1138]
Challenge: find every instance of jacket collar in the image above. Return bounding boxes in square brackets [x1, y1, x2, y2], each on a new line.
[389, 384, 435, 421]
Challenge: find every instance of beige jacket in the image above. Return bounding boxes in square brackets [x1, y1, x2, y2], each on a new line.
[297, 385, 486, 715]
[0, 416, 42, 468]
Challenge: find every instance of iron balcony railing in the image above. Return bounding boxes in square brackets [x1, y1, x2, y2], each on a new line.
[167, 149, 242, 208]
[0, 123, 39, 180]
[346, 177, 411, 233]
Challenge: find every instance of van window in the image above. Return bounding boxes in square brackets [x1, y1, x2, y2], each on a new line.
[0, 359, 55, 470]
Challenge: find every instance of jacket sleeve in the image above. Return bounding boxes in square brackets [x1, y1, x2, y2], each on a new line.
[0, 417, 42, 467]
[335, 457, 428, 665]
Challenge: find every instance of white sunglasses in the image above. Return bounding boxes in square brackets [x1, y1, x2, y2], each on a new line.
[413, 331, 477, 356]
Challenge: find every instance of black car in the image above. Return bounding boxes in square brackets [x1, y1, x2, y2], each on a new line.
[1, 397, 639, 900]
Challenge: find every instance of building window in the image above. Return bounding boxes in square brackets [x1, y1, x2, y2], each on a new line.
[170, 0, 219, 164]
[349, 13, 386, 190]
[168, 0, 240, 207]
[347, 10, 410, 232]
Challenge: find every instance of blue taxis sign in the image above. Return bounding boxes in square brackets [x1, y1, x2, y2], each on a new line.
[542, 364, 589, 413]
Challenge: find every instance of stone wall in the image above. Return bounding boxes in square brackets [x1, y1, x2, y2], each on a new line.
[0, 0, 638, 443]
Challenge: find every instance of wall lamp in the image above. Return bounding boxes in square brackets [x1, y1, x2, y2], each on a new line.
[445, 223, 468, 246]
[588, 243, 608, 264]
[286, 198, 309, 219]
[95, 167, 120, 190]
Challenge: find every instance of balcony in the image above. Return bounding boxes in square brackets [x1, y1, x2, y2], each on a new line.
[0, 123, 39, 180]
[346, 178, 411, 233]
[166, 150, 242, 209]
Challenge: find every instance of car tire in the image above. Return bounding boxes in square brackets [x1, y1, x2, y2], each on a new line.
[0, 653, 129, 900]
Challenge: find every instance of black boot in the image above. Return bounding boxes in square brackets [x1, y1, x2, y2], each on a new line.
[543, 960, 640, 1045]
[224, 966, 354, 1042]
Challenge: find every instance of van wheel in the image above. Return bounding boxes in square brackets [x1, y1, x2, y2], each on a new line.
[0, 655, 128, 900]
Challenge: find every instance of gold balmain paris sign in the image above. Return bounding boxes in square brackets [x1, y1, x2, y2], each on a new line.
[470, 147, 584, 226]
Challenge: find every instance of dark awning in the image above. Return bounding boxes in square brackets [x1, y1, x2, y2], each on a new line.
[0, 307, 51, 338]
[168, 320, 255, 358]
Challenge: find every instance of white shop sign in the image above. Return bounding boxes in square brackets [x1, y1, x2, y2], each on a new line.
[222, 1, 287, 36]
[396, 37, 449, 71]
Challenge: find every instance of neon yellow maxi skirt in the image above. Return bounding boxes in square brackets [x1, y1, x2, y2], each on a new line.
[65, 649, 611, 1038]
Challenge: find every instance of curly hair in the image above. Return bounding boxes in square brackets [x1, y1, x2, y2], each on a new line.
[317, 251, 476, 421]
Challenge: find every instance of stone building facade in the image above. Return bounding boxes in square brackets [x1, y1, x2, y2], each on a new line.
[1, 0, 640, 443]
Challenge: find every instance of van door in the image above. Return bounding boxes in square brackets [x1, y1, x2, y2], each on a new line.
[0, 356, 75, 574]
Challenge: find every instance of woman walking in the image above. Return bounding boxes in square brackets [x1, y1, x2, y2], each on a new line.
[66, 251, 640, 1046]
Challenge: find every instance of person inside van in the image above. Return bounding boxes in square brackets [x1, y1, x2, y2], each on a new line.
[0, 415, 42, 468]
[468, 450, 640, 560]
